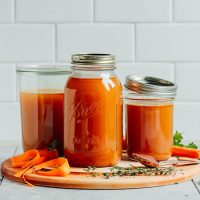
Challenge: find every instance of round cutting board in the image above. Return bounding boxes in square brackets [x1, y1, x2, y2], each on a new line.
[2, 156, 200, 189]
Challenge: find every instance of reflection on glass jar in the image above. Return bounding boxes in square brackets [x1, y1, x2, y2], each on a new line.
[124, 75, 177, 161]
[17, 65, 71, 155]
[64, 54, 122, 167]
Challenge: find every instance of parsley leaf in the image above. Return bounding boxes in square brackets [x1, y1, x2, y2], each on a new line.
[173, 131, 184, 147]
[187, 142, 198, 149]
[173, 131, 198, 149]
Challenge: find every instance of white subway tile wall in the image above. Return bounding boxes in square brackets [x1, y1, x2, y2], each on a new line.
[95, 0, 171, 22]
[57, 24, 134, 62]
[0, 64, 16, 102]
[0, 25, 55, 62]
[174, 0, 200, 22]
[116, 63, 174, 84]
[0, 0, 199, 140]
[0, 0, 13, 22]
[16, 0, 93, 22]
[137, 24, 200, 62]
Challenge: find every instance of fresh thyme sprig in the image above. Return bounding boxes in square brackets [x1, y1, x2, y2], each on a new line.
[103, 166, 176, 179]
[84, 165, 177, 179]
[84, 166, 98, 177]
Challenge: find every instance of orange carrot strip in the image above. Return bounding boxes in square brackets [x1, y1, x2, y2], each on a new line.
[13, 150, 40, 177]
[33, 158, 70, 176]
[11, 149, 70, 186]
[33, 156, 47, 165]
[11, 150, 39, 168]
[12, 161, 27, 168]
[172, 146, 200, 159]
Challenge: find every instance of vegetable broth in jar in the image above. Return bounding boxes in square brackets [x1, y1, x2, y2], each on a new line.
[64, 54, 123, 167]
[124, 75, 177, 161]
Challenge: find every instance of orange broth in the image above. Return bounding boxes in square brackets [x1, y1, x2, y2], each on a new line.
[64, 77, 122, 167]
[126, 102, 173, 161]
[20, 90, 64, 155]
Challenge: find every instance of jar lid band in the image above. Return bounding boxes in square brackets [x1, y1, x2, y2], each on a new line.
[71, 53, 116, 70]
[124, 75, 177, 99]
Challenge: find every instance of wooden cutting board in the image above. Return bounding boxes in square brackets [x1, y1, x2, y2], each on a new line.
[2, 155, 200, 189]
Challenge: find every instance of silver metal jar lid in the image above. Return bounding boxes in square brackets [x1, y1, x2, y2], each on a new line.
[71, 53, 116, 70]
[124, 75, 177, 99]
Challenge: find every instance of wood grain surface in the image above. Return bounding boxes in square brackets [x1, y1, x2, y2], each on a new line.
[2, 155, 200, 190]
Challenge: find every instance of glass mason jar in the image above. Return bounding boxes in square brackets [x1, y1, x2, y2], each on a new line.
[124, 75, 177, 161]
[64, 54, 123, 167]
[17, 65, 71, 155]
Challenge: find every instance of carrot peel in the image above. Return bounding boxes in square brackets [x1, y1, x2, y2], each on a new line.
[11, 149, 70, 187]
[33, 158, 70, 176]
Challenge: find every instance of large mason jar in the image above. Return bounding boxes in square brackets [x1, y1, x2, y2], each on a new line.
[64, 54, 123, 167]
[17, 65, 71, 155]
[124, 75, 177, 161]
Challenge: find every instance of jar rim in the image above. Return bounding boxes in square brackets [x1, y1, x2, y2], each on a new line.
[71, 53, 116, 70]
[16, 64, 72, 75]
[124, 75, 177, 99]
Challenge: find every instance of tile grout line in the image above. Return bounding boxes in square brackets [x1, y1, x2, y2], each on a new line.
[13, 63, 17, 102]
[54, 24, 57, 62]
[134, 23, 137, 62]
[171, 0, 176, 23]
[173, 63, 176, 83]
[4, 21, 200, 25]
[92, 0, 95, 22]
[13, 0, 17, 23]
[2, 61, 200, 64]
[192, 179, 200, 195]
[170, 0, 174, 23]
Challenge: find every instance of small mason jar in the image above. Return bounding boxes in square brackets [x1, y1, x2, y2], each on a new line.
[124, 75, 177, 161]
[17, 65, 71, 155]
[64, 54, 123, 167]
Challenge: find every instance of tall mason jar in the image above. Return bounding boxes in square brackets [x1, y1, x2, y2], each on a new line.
[124, 75, 177, 161]
[64, 54, 123, 167]
[17, 65, 71, 155]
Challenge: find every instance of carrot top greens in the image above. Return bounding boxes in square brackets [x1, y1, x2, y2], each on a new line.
[173, 131, 198, 149]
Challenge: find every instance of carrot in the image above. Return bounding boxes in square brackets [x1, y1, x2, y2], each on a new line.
[33, 158, 70, 176]
[11, 150, 40, 177]
[11, 149, 59, 168]
[11, 149, 70, 186]
[11, 150, 39, 168]
[172, 146, 200, 159]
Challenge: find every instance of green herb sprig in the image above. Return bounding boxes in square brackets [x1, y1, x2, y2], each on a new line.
[84, 165, 176, 179]
[84, 166, 98, 177]
[48, 139, 58, 151]
[102, 166, 176, 179]
[173, 131, 198, 149]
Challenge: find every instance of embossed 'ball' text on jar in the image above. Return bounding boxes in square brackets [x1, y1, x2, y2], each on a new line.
[124, 75, 177, 161]
[64, 54, 123, 167]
